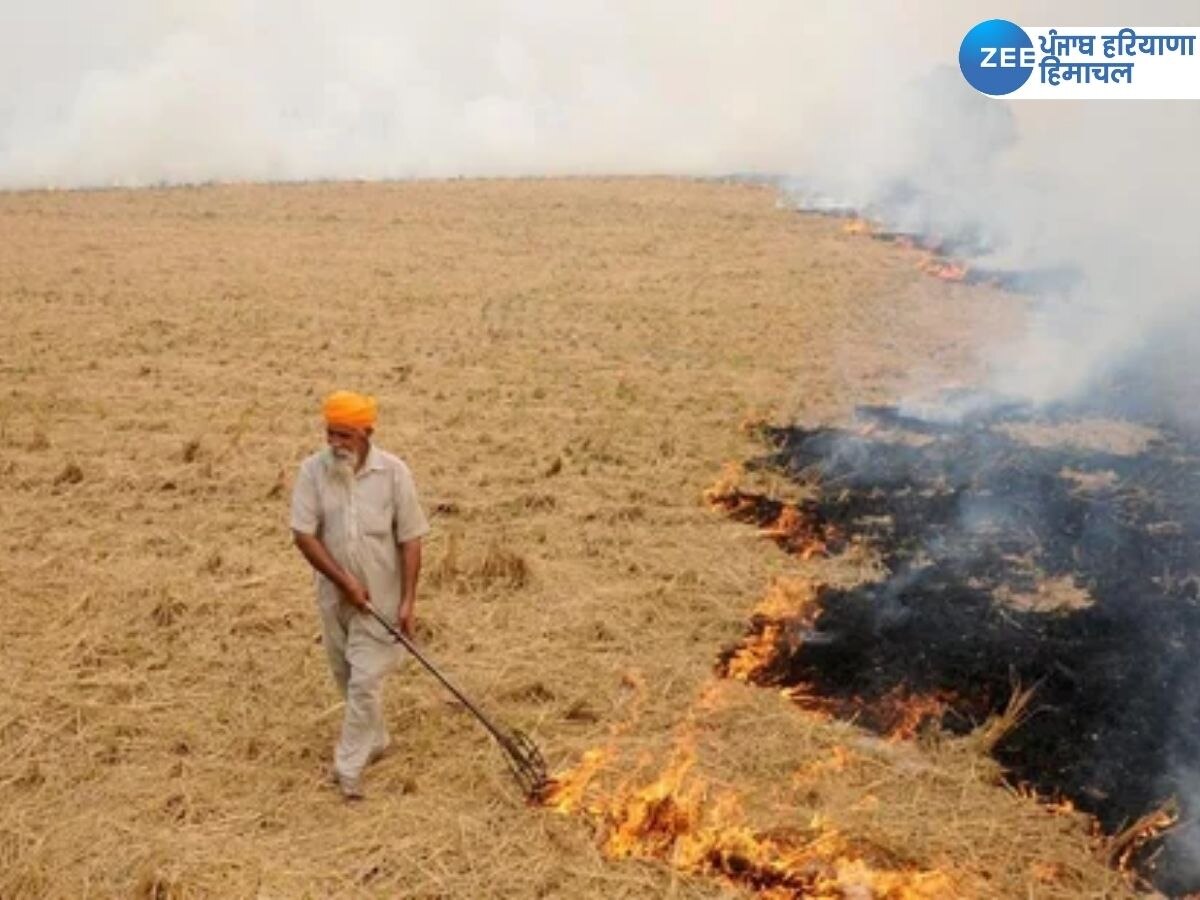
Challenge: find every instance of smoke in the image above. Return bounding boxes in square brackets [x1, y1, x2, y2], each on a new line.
[0, 2, 873, 184]
[0, 1, 1196, 415]
[5, 0, 1200, 883]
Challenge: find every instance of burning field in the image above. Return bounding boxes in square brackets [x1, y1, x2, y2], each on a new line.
[707, 401, 1200, 894]
[0, 177, 1161, 897]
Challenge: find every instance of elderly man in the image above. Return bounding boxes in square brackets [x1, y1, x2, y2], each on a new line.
[290, 390, 429, 800]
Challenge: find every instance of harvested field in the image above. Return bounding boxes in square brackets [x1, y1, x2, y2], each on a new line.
[0, 178, 1136, 897]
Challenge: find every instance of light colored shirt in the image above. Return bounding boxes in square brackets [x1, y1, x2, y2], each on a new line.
[290, 446, 430, 629]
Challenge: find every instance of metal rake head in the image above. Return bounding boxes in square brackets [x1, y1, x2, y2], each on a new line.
[498, 728, 549, 800]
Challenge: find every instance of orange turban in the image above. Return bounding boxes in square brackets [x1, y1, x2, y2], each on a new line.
[322, 391, 378, 429]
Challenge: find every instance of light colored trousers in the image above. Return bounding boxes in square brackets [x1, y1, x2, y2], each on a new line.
[318, 595, 403, 779]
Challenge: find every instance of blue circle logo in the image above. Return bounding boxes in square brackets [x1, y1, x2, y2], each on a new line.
[959, 19, 1033, 96]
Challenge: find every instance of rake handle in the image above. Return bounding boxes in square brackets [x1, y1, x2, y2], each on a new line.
[362, 602, 512, 748]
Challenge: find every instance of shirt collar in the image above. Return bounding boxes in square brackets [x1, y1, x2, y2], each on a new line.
[359, 445, 386, 474]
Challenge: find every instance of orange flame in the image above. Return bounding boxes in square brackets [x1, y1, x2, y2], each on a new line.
[541, 732, 960, 898]
[724, 622, 783, 683]
[760, 504, 835, 558]
[837, 213, 978, 284]
[722, 577, 824, 684]
[539, 747, 613, 814]
[1107, 801, 1179, 876]
[755, 577, 820, 620]
[781, 684, 955, 743]
[539, 573, 967, 894]
[873, 687, 953, 742]
[705, 470, 838, 559]
[916, 254, 969, 282]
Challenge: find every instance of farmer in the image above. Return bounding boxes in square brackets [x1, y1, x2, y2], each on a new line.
[290, 390, 429, 800]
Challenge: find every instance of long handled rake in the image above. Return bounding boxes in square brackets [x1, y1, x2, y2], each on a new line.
[364, 603, 549, 799]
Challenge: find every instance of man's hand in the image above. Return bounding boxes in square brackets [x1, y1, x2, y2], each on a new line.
[398, 538, 421, 638]
[397, 599, 415, 638]
[340, 575, 371, 611]
[293, 532, 370, 612]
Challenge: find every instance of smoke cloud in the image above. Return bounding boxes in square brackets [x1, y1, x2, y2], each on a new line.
[1, 1, 1196, 418]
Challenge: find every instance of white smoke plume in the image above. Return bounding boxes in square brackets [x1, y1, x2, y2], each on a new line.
[1, 1, 1196, 419]
[0, 1, 877, 185]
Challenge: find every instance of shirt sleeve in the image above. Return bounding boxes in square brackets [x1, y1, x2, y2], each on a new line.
[393, 462, 430, 543]
[290, 461, 320, 535]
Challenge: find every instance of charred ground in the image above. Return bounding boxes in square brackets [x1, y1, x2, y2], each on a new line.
[721, 401, 1200, 894]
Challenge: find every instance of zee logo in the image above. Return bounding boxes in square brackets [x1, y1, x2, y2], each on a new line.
[960, 19, 1035, 95]
[980, 47, 1037, 68]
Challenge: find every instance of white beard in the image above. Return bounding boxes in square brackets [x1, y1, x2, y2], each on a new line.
[326, 448, 358, 488]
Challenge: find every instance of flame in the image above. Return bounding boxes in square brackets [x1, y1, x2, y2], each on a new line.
[916, 254, 969, 282]
[755, 577, 819, 620]
[1046, 797, 1077, 817]
[724, 622, 783, 682]
[542, 730, 960, 898]
[782, 684, 955, 743]
[600, 741, 699, 859]
[837, 213, 978, 284]
[709, 468, 954, 741]
[705, 470, 838, 559]
[761, 504, 836, 558]
[539, 747, 613, 814]
[1011, 784, 1082, 819]
[538, 668, 650, 811]
[722, 577, 824, 684]
[872, 686, 953, 742]
[543, 435, 1186, 895]
[841, 217, 873, 236]
[705, 461, 745, 501]
[1106, 800, 1180, 876]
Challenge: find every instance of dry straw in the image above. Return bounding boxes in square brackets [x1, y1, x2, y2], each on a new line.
[0, 178, 1135, 898]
